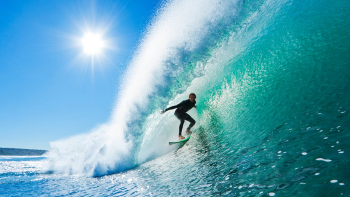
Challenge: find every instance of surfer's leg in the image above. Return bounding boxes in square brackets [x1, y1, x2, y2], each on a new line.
[178, 119, 186, 140]
[179, 119, 185, 136]
[175, 113, 186, 138]
[184, 113, 196, 133]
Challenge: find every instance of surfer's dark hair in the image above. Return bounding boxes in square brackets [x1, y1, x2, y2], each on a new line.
[189, 93, 196, 98]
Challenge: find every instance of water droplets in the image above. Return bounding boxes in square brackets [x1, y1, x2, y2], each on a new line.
[301, 152, 307, 155]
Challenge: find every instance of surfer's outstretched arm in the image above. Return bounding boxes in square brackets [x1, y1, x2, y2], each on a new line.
[161, 101, 186, 114]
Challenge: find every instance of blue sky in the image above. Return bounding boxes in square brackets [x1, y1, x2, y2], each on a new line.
[0, 0, 163, 150]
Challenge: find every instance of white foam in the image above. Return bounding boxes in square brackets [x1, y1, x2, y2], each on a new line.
[316, 158, 332, 162]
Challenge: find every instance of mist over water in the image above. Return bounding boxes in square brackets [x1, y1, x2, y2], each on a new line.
[42, 0, 350, 195]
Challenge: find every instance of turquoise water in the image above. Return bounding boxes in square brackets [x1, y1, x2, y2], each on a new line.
[2, 0, 350, 196]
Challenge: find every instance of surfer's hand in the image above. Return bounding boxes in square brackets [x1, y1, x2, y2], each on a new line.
[161, 110, 166, 114]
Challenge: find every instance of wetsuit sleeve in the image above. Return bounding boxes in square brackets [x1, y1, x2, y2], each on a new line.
[165, 101, 186, 111]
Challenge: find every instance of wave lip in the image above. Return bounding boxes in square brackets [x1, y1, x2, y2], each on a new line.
[45, 0, 246, 177]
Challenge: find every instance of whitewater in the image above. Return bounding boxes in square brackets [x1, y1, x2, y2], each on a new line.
[2, 0, 349, 196]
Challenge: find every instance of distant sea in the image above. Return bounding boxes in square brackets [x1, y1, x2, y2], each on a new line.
[0, 148, 47, 156]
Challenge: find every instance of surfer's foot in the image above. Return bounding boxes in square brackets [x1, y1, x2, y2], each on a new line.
[186, 130, 192, 135]
[178, 135, 185, 140]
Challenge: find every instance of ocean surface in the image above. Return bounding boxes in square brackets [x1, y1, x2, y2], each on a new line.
[2, 0, 349, 196]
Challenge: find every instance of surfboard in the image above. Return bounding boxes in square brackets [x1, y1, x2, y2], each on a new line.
[169, 135, 191, 145]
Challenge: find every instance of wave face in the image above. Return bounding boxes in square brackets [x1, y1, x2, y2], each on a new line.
[46, 1, 350, 193]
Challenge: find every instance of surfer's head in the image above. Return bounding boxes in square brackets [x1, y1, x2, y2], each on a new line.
[189, 93, 196, 102]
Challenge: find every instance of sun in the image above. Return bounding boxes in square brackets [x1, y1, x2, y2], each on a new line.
[82, 33, 105, 55]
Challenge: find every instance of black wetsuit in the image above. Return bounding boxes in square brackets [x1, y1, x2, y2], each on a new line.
[165, 99, 196, 135]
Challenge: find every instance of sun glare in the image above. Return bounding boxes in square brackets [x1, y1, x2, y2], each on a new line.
[82, 33, 104, 55]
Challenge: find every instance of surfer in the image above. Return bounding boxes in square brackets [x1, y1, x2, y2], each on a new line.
[161, 93, 197, 140]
